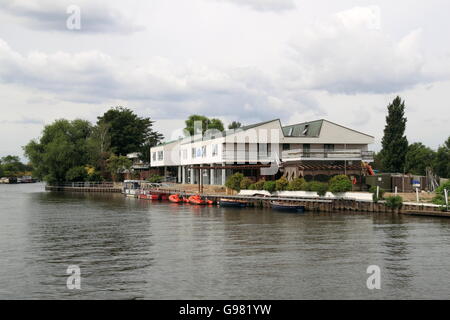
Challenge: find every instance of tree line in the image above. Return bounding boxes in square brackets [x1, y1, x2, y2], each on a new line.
[0, 155, 32, 178]
[23, 107, 163, 183]
[374, 96, 449, 178]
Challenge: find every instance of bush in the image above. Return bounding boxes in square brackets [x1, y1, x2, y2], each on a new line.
[369, 186, 385, 203]
[263, 181, 276, 192]
[385, 196, 403, 210]
[86, 171, 103, 182]
[248, 184, 256, 190]
[432, 181, 450, 205]
[225, 173, 244, 191]
[240, 177, 253, 190]
[329, 175, 352, 193]
[275, 177, 289, 191]
[287, 177, 307, 191]
[147, 174, 163, 183]
[254, 180, 265, 190]
[307, 181, 328, 196]
[65, 166, 87, 182]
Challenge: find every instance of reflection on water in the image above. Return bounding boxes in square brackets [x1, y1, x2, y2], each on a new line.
[1, 183, 450, 299]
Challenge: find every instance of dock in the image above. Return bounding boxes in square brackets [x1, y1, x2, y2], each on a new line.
[45, 182, 122, 193]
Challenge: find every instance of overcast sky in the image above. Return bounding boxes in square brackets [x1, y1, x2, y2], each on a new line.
[1, 0, 449, 159]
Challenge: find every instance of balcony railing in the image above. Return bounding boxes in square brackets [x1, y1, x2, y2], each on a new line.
[222, 151, 278, 162]
[282, 149, 374, 161]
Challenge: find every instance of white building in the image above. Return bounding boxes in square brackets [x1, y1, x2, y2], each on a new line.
[150, 119, 375, 186]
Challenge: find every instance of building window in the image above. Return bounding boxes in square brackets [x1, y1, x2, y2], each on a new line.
[202, 146, 207, 158]
[303, 144, 310, 158]
[192, 148, 196, 159]
[182, 149, 187, 159]
[157, 151, 164, 161]
[212, 144, 218, 157]
[152, 152, 156, 161]
[324, 144, 335, 151]
[282, 143, 290, 151]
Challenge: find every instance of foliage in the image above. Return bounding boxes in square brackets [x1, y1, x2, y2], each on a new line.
[240, 177, 253, 190]
[24, 119, 92, 183]
[380, 96, 408, 172]
[432, 181, 450, 205]
[228, 121, 242, 130]
[248, 183, 256, 190]
[385, 196, 403, 210]
[0, 155, 30, 177]
[97, 106, 162, 156]
[147, 174, 163, 183]
[369, 186, 385, 203]
[253, 180, 265, 190]
[306, 181, 328, 196]
[263, 181, 276, 192]
[287, 178, 307, 191]
[106, 155, 132, 181]
[405, 142, 436, 176]
[65, 166, 88, 182]
[225, 173, 244, 192]
[433, 136, 450, 178]
[184, 115, 224, 136]
[328, 175, 352, 193]
[275, 177, 289, 191]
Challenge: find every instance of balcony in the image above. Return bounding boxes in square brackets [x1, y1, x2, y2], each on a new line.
[222, 151, 278, 163]
[282, 149, 374, 162]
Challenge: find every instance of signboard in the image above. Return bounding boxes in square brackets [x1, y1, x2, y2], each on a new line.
[412, 180, 420, 188]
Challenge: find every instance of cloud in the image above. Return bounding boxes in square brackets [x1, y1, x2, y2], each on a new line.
[0, 37, 320, 122]
[284, 6, 449, 94]
[216, 0, 295, 12]
[0, 0, 144, 34]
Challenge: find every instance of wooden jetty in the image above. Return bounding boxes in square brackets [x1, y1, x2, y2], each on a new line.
[45, 182, 121, 193]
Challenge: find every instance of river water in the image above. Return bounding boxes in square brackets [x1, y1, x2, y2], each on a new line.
[1, 183, 450, 299]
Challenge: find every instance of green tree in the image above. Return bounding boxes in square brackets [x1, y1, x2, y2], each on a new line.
[106, 155, 132, 182]
[184, 115, 224, 136]
[434, 137, 450, 178]
[405, 142, 436, 176]
[329, 175, 352, 193]
[225, 172, 244, 192]
[240, 177, 253, 190]
[97, 106, 163, 156]
[379, 96, 408, 172]
[306, 181, 328, 196]
[65, 166, 88, 182]
[275, 177, 289, 191]
[0, 155, 27, 176]
[228, 121, 242, 130]
[24, 119, 92, 183]
[263, 180, 276, 192]
[287, 177, 307, 191]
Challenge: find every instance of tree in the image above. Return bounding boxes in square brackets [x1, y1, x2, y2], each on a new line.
[405, 143, 436, 176]
[24, 119, 92, 183]
[86, 122, 112, 177]
[0, 155, 28, 177]
[97, 106, 163, 156]
[275, 177, 289, 191]
[106, 155, 132, 182]
[287, 178, 307, 191]
[228, 121, 242, 130]
[184, 115, 224, 136]
[434, 136, 450, 178]
[240, 177, 253, 190]
[329, 175, 353, 193]
[225, 172, 244, 192]
[379, 96, 408, 172]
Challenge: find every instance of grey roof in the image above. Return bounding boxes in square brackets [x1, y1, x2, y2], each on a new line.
[282, 120, 323, 137]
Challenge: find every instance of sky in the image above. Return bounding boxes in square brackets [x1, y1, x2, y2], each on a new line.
[0, 0, 449, 160]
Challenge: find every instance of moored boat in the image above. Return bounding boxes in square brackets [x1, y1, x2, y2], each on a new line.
[219, 198, 248, 208]
[169, 194, 183, 203]
[271, 201, 305, 213]
[188, 195, 206, 205]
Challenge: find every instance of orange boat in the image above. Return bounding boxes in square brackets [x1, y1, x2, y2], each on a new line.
[169, 194, 183, 203]
[183, 197, 190, 203]
[188, 195, 206, 205]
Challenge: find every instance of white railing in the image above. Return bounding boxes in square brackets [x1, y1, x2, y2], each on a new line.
[222, 151, 278, 162]
[282, 149, 374, 161]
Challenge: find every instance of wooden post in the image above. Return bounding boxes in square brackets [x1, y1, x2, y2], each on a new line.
[416, 187, 419, 203]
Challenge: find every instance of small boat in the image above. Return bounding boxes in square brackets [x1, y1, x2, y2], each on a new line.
[219, 198, 248, 207]
[271, 201, 305, 213]
[169, 194, 183, 203]
[205, 199, 215, 205]
[189, 195, 206, 205]
[183, 197, 190, 203]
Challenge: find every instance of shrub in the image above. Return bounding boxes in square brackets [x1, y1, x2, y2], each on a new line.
[240, 177, 253, 190]
[263, 181, 276, 192]
[86, 171, 103, 182]
[432, 181, 450, 205]
[369, 186, 385, 203]
[287, 177, 307, 191]
[307, 181, 328, 196]
[254, 180, 265, 190]
[275, 177, 289, 191]
[65, 166, 87, 182]
[225, 173, 244, 192]
[385, 196, 403, 210]
[329, 175, 352, 193]
[147, 174, 163, 183]
[248, 184, 256, 190]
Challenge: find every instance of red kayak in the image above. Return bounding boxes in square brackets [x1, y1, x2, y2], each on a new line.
[169, 194, 183, 203]
[188, 195, 206, 205]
